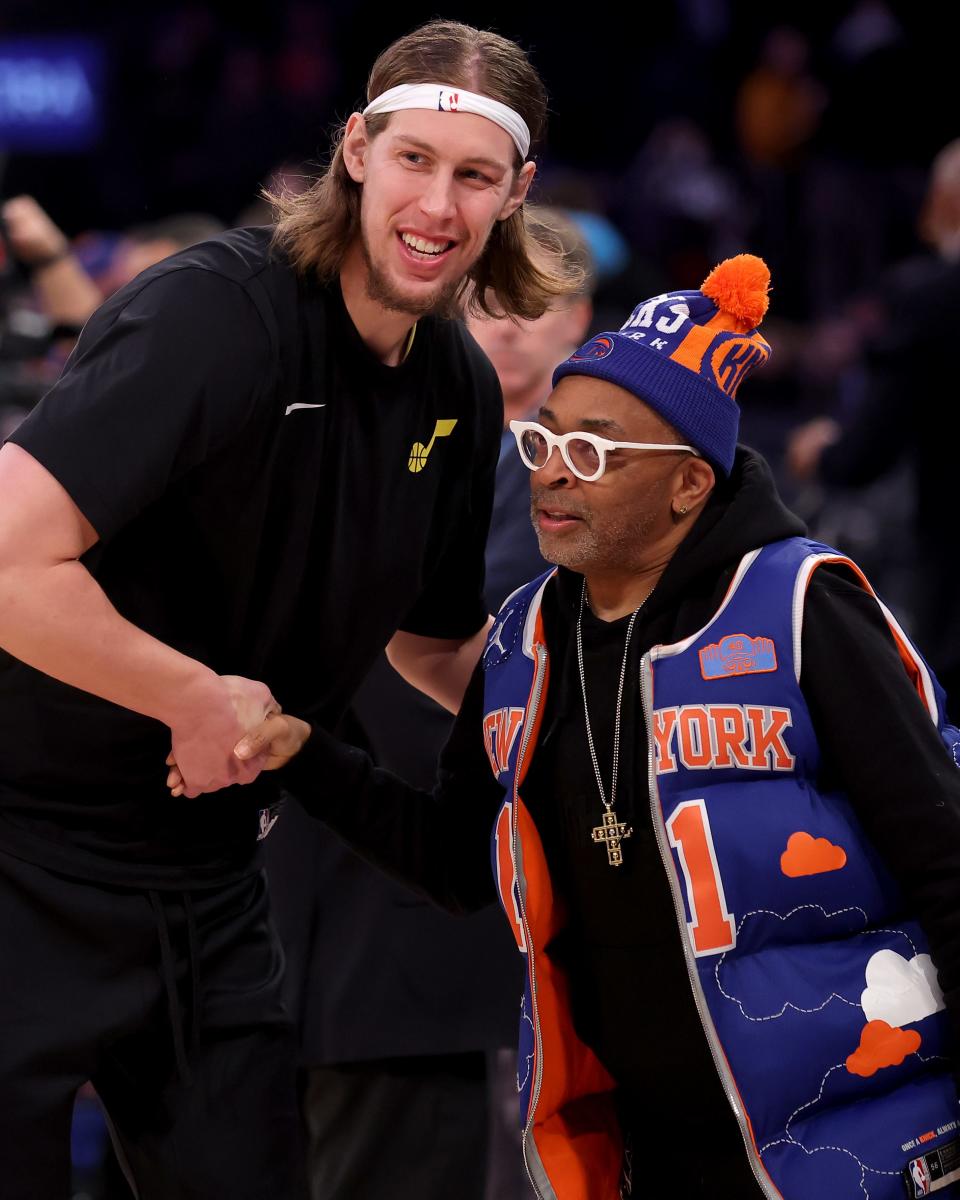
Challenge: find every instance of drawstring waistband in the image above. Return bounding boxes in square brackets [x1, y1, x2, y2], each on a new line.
[183, 892, 200, 1061]
[148, 890, 201, 1087]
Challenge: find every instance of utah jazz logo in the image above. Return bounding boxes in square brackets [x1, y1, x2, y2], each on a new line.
[408, 418, 457, 473]
[483, 707, 524, 778]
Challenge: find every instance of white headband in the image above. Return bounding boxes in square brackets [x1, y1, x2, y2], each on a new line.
[362, 83, 531, 161]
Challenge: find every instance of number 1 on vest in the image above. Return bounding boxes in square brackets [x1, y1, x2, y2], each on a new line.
[666, 799, 736, 956]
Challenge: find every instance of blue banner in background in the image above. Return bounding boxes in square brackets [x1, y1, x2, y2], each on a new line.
[0, 37, 104, 152]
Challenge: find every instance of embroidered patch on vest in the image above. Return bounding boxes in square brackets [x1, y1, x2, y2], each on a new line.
[846, 1019, 921, 1078]
[699, 633, 777, 679]
[904, 1135, 960, 1196]
[780, 831, 847, 877]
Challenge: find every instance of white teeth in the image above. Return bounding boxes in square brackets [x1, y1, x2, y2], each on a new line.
[401, 233, 450, 255]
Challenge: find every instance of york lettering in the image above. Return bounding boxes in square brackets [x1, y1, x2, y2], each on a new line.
[653, 704, 794, 773]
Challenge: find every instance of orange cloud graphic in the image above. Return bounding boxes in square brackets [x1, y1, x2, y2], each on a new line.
[846, 1020, 921, 1077]
[780, 832, 847, 877]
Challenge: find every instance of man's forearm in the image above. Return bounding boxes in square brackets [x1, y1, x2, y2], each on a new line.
[33, 257, 102, 328]
[386, 618, 492, 714]
[0, 557, 277, 795]
[276, 721, 498, 913]
[0, 557, 218, 724]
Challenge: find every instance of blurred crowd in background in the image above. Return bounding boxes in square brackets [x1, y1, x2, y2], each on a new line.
[1, 2, 958, 1196]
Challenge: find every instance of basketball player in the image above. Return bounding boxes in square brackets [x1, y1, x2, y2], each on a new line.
[0, 20, 575, 1199]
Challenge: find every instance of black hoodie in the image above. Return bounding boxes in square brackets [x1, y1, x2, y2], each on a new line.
[281, 446, 960, 1142]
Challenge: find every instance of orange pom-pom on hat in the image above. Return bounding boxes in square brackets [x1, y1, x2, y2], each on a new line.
[701, 254, 771, 331]
[554, 252, 773, 475]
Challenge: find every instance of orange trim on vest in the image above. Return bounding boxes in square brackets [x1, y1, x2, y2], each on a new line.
[517, 608, 551, 789]
[515, 798, 623, 1197]
[804, 556, 929, 709]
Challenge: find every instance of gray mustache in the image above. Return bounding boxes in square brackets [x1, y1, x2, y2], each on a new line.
[530, 491, 589, 521]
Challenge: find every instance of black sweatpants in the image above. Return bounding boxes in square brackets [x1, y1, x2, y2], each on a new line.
[303, 1055, 491, 1200]
[0, 848, 306, 1200]
[618, 1090, 764, 1198]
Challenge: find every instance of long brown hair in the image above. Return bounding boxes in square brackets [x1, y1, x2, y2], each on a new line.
[268, 20, 580, 319]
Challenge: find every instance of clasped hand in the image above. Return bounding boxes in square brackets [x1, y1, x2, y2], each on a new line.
[165, 673, 311, 798]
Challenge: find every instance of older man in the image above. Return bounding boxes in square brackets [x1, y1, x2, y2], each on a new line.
[224, 256, 960, 1200]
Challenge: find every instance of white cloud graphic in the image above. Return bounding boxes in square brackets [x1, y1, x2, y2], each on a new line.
[860, 949, 944, 1026]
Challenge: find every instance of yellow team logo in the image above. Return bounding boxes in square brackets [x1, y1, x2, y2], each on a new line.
[408, 418, 457, 473]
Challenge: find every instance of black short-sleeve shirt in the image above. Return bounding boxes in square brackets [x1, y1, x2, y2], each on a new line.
[0, 227, 501, 887]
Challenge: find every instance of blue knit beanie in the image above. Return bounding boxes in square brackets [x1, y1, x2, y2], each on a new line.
[552, 255, 772, 475]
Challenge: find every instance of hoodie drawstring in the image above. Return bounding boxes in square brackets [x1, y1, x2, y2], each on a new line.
[148, 890, 200, 1086]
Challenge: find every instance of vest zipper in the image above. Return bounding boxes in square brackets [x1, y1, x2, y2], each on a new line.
[513, 642, 551, 1200]
[640, 650, 781, 1200]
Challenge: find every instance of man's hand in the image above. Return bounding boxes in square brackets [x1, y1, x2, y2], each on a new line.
[2, 195, 70, 267]
[386, 620, 492, 714]
[166, 674, 279, 798]
[236, 714, 312, 770]
[166, 711, 311, 797]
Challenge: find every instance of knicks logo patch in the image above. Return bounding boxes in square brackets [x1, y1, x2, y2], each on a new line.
[569, 335, 614, 362]
[483, 707, 524, 778]
[700, 634, 777, 679]
[708, 335, 770, 397]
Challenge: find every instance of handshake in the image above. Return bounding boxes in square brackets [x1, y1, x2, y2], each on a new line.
[163, 673, 311, 798]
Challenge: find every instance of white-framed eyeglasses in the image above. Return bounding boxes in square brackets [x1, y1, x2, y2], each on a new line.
[509, 420, 698, 483]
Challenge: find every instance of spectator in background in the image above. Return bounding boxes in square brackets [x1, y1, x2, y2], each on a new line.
[266, 209, 594, 1200]
[468, 208, 595, 608]
[735, 28, 824, 319]
[100, 213, 226, 296]
[1, 195, 103, 330]
[736, 27, 823, 172]
[236, 161, 314, 228]
[787, 137, 960, 715]
[624, 119, 747, 291]
[1, 197, 225, 327]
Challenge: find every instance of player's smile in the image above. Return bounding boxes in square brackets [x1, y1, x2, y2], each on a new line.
[395, 229, 457, 273]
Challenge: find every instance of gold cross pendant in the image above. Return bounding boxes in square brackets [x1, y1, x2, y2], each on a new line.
[591, 807, 632, 867]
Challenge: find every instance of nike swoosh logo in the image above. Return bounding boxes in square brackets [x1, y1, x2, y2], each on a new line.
[284, 402, 327, 416]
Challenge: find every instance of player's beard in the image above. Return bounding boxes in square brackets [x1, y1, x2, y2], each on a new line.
[360, 231, 467, 318]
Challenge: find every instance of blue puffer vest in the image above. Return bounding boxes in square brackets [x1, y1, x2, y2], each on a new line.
[482, 537, 960, 1200]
